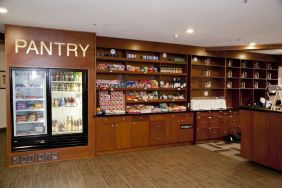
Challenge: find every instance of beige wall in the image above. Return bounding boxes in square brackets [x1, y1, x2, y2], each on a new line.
[0, 43, 6, 128]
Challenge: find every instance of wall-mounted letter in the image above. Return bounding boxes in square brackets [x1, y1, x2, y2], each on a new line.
[79, 44, 90, 57]
[15, 39, 27, 53]
[26, 40, 39, 55]
[67, 43, 78, 57]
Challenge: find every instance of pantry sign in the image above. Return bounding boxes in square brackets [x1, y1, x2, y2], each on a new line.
[14, 39, 90, 58]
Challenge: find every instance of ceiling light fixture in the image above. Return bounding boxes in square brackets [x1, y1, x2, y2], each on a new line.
[174, 34, 178, 39]
[248, 42, 256, 46]
[0, 7, 8, 14]
[186, 29, 194, 34]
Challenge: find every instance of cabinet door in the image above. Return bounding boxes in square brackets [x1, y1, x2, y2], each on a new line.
[166, 119, 179, 144]
[115, 121, 131, 149]
[253, 112, 269, 166]
[131, 121, 149, 147]
[240, 110, 253, 159]
[268, 113, 282, 171]
[218, 127, 229, 138]
[196, 127, 208, 140]
[96, 122, 115, 152]
[209, 115, 219, 128]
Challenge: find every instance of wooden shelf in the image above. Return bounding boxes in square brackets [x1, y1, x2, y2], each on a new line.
[191, 64, 225, 68]
[226, 77, 240, 79]
[226, 66, 240, 69]
[96, 70, 186, 76]
[126, 99, 186, 104]
[191, 88, 225, 90]
[96, 56, 126, 61]
[97, 87, 187, 91]
[96, 88, 126, 91]
[191, 76, 225, 79]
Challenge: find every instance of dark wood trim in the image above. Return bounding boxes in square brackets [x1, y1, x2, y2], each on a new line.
[206, 44, 282, 51]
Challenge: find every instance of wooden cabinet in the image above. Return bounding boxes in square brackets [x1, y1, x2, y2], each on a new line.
[196, 111, 238, 142]
[166, 113, 194, 143]
[150, 120, 166, 145]
[115, 121, 131, 149]
[240, 110, 253, 159]
[166, 119, 179, 144]
[252, 111, 269, 166]
[96, 123, 116, 151]
[96, 117, 132, 151]
[268, 113, 282, 171]
[96, 113, 194, 152]
[240, 110, 282, 171]
[131, 116, 150, 148]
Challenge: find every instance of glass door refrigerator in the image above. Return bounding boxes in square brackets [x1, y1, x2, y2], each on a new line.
[11, 68, 49, 151]
[11, 68, 88, 151]
[49, 69, 88, 148]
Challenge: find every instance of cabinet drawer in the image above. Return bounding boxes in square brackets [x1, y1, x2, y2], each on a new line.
[150, 114, 166, 121]
[179, 125, 193, 142]
[132, 115, 149, 122]
[178, 117, 193, 124]
[208, 128, 218, 139]
[196, 127, 208, 140]
[218, 127, 229, 138]
[229, 125, 241, 134]
[150, 132, 166, 145]
[96, 116, 130, 124]
[196, 112, 209, 119]
[96, 117, 116, 124]
[150, 120, 166, 133]
[197, 119, 208, 128]
[115, 116, 132, 122]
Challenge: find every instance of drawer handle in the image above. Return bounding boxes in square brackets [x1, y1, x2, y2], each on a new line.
[140, 117, 143, 119]
[156, 137, 160, 140]
[208, 117, 211, 119]
[111, 125, 114, 127]
[116, 124, 119, 127]
[157, 125, 160, 128]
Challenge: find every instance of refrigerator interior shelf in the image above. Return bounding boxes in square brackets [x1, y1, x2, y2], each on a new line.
[52, 130, 83, 135]
[52, 91, 82, 94]
[16, 109, 45, 112]
[15, 98, 44, 101]
[16, 87, 43, 89]
[16, 121, 45, 124]
[52, 81, 82, 84]
[52, 106, 82, 109]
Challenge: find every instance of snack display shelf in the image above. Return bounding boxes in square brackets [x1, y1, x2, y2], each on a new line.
[126, 99, 187, 104]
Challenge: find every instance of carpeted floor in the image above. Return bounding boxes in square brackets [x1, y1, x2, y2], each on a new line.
[0, 130, 281, 188]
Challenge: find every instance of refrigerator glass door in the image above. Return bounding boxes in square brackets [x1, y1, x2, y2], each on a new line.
[50, 70, 83, 135]
[12, 69, 47, 137]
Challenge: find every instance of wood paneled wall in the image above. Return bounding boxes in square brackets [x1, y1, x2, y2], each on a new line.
[5, 25, 96, 166]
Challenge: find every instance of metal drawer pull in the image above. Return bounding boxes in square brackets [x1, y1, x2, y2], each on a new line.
[180, 124, 192, 129]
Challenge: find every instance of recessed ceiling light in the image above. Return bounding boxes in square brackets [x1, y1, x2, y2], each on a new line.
[248, 42, 256, 46]
[174, 34, 178, 39]
[186, 29, 194, 34]
[0, 7, 8, 14]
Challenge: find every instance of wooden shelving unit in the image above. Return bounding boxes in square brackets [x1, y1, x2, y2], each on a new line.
[96, 48, 189, 115]
[96, 48, 279, 112]
[190, 57, 279, 108]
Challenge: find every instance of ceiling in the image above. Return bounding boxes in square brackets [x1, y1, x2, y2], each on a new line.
[0, 0, 282, 47]
[251, 49, 282, 55]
